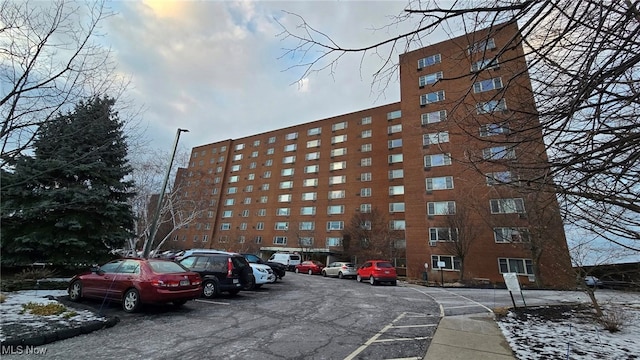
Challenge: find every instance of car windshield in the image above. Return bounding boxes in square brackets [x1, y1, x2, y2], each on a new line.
[377, 262, 394, 268]
[344, 263, 354, 267]
[149, 260, 189, 273]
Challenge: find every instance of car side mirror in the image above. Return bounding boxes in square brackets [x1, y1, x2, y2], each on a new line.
[91, 266, 104, 275]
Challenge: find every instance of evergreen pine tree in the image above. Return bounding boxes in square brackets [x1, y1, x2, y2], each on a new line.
[1, 97, 135, 265]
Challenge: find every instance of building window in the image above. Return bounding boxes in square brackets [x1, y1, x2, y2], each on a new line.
[277, 208, 291, 216]
[222, 210, 233, 218]
[329, 161, 346, 171]
[420, 90, 445, 105]
[468, 38, 496, 54]
[305, 165, 319, 173]
[261, 183, 269, 191]
[389, 202, 405, 212]
[306, 152, 320, 160]
[328, 190, 346, 199]
[220, 223, 231, 230]
[326, 237, 342, 247]
[238, 235, 245, 243]
[360, 188, 372, 197]
[390, 220, 406, 230]
[308, 127, 322, 136]
[360, 204, 372, 213]
[360, 172, 372, 181]
[227, 187, 237, 194]
[388, 124, 402, 134]
[327, 205, 345, 214]
[361, 129, 372, 138]
[229, 175, 239, 183]
[480, 123, 510, 137]
[279, 180, 294, 189]
[389, 185, 405, 195]
[207, 211, 214, 218]
[303, 178, 319, 187]
[278, 194, 292, 202]
[327, 221, 344, 231]
[274, 236, 287, 245]
[388, 139, 403, 149]
[332, 121, 348, 131]
[427, 201, 456, 215]
[231, 164, 241, 172]
[388, 154, 404, 164]
[241, 210, 250, 217]
[302, 192, 317, 201]
[219, 236, 229, 243]
[477, 99, 507, 114]
[361, 144, 372, 152]
[205, 223, 211, 230]
[360, 158, 372, 167]
[331, 134, 347, 144]
[284, 144, 297, 152]
[417, 54, 441, 69]
[255, 236, 263, 244]
[300, 206, 316, 215]
[274, 222, 289, 230]
[283, 155, 296, 164]
[257, 209, 266, 216]
[432, 255, 461, 270]
[361, 116, 372, 125]
[486, 171, 513, 185]
[253, 140, 261, 147]
[387, 110, 402, 120]
[473, 77, 503, 93]
[299, 237, 314, 246]
[224, 199, 235, 206]
[429, 228, 458, 245]
[419, 71, 443, 87]
[259, 196, 268, 203]
[202, 235, 209, 242]
[239, 223, 247, 230]
[483, 146, 516, 160]
[266, 148, 274, 155]
[388, 169, 404, 179]
[268, 136, 276, 144]
[423, 132, 449, 145]
[490, 198, 525, 214]
[233, 154, 243, 161]
[494, 228, 530, 243]
[426, 176, 454, 191]
[256, 222, 264, 230]
[235, 143, 245, 151]
[248, 173, 255, 181]
[329, 175, 346, 185]
[424, 153, 451, 167]
[498, 258, 533, 275]
[471, 58, 499, 72]
[307, 139, 321, 148]
[263, 170, 272, 178]
[285, 132, 298, 140]
[281, 168, 295, 176]
[331, 148, 347, 157]
[300, 222, 315, 230]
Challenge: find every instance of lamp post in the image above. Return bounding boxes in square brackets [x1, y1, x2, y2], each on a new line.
[143, 128, 189, 259]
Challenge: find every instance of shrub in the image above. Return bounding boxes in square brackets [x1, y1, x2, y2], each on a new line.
[20, 302, 67, 316]
[599, 305, 628, 333]
[0, 293, 6, 303]
[12, 267, 57, 281]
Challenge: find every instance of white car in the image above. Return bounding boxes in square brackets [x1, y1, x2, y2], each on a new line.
[247, 263, 276, 289]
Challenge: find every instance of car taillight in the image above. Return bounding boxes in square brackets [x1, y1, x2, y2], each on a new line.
[227, 258, 233, 277]
[341, 265, 347, 269]
[151, 279, 180, 287]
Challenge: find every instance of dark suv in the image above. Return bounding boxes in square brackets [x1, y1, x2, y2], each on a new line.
[179, 253, 254, 298]
[241, 253, 287, 280]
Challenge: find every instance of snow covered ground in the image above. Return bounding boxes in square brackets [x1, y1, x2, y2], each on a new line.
[497, 291, 640, 359]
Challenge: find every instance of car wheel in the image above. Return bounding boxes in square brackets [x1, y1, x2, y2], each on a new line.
[228, 289, 240, 296]
[308, 269, 313, 275]
[203, 280, 220, 299]
[255, 284, 262, 289]
[68, 280, 82, 302]
[356, 275, 362, 282]
[369, 276, 376, 286]
[322, 271, 327, 277]
[338, 272, 344, 279]
[172, 300, 187, 307]
[244, 275, 256, 290]
[295, 268, 300, 273]
[122, 289, 141, 313]
[391, 280, 397, 286]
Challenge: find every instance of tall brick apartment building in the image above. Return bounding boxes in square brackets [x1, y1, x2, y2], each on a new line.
[168, 22, 573, 287]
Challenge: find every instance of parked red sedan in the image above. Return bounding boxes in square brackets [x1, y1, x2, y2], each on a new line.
[356, 260, 397, 286]
[68, 258, 202, 312]
[295, 260, 325, 275]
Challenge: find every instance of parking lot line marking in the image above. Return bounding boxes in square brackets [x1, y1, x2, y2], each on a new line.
[386, 357, 422, 360]
[195, 299, 231, 305]
[407, 287, 445, 317]
[391, 324, 437, 329]
[373, 336, 432, 343]
[445, 304, 490, 310]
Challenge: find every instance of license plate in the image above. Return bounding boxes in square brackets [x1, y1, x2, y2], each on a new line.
[180, 279, 190, 286]
[233, 279, 239, 284]
[384, 271, 390, 274]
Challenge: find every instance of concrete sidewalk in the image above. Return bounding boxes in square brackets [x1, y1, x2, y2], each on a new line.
[424, 313, 515, 360]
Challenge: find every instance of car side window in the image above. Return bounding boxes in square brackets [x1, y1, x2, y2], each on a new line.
[118, 260, 140, 274]
[191, 256, 210, 270]
[100, 260, 124, 273]
[179, 256, 197, 269]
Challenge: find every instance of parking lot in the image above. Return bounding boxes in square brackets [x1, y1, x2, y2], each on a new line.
[19, 273, 442, 360]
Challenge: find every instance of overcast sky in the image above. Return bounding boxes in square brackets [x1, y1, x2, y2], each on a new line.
[103, 0, 456, 156]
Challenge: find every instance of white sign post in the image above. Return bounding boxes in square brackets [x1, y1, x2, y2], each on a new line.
[503, 273, 527, 308]
[437, 261, 445, 287]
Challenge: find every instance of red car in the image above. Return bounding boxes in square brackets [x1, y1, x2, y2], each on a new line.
[295, 260, 325, 275]
[356, 260, 397, 286]
[68, 258, 202, 312]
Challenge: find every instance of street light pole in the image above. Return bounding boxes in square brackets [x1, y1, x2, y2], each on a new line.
[143, 128, 189, 259]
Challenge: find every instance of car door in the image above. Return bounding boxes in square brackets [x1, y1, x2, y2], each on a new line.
[359, 262, 373, 279]
[110, 259, 141, 300]
[84, 259, 125, 300]
[325, 263, 337, 276]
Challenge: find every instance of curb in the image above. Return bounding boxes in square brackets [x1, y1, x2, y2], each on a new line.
[0, 296, 120, 348]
